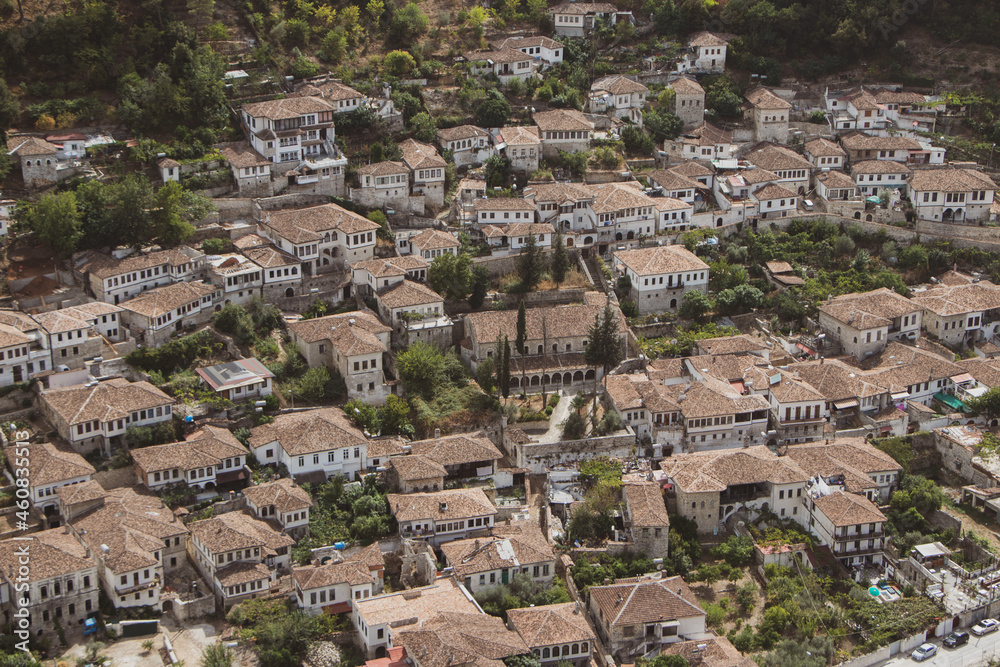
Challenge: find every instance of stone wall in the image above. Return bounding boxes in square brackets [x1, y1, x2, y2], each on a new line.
[472, 249, 556, 278]
[213, 198, 255, 222]
[168, 590, 217, 623]
[520, 432, 637, 472]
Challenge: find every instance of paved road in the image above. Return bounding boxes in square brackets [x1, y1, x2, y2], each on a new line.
[882, 630, 1000, 667]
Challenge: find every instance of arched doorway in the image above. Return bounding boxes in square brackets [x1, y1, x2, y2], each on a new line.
[615, 232, 623, 241]
[943, 208, 954, 221]
[285, 287, 294, 297]
[566, 237, 574, 247]
[573, 371, 584, 382]
[626, 231, 635, 240]
[585, 236, 593, 245]
[563, 372, 572, 384]
[670, 298, 677, 309]
[716, 217, 723, 227]
[866, 214, 873, 222]
[585, 369, 595, 381]
[854, 211, 861, 219]
[162, 600, 173, 614]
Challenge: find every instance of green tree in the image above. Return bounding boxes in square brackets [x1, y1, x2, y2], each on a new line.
[562, 411, 586, 439]
[200, 644, 233, 667]
[584, 297, 624, 384]
[500, 335, 511, 398]
[969, 386, 1000, 419]
[477, 356, 496, 394]
[469, 264, 491, 308]
[715, 284, 764, 315]
[387, 3, 429, 46]
[345, 399, 380, 432]
[484, 154, 511, 187]
[379, 395, 412, 436]
[705, 79, 743, 118]
[383, 50, 417, 78]
[477, 92, 512, 128]
[517, 234, 545, 292]
[396, 342, 447, 399]
[409, 112, 437, 143]
[294, 367, 333, 403]
[428, 252, 473, 301]
[0, 78, 20, 137]
[20, 192, 83, 257]
[153, 181, 199, 245]
[711, 534, 754, 567]
[551, 228, 569, 285]
[679, 291, 712, 322]
[515, 299, 527, 356]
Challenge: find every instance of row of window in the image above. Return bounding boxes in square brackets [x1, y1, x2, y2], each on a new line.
[216, 547, 260, 564]
[227, 579, 265, 597]
[225, 271, 262, 287]
[417, 169, 443, 180]
[782, 405, 821, 422]
[543, 131, 587, 140]
[39, 576, 90, 599]
[38, 598, 93, 623]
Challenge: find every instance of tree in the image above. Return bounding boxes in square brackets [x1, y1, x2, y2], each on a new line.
[387, 3, 429, 46]
[517, 234, 545, 292]
[515, 299, 527, 356]
[477, 357, 496, 394]
[294, 367, 333, 403]
[969, 386, 1000, 419]
[0, 78, 19, 137]
[200, 644, 233, 667]
[551, 229, 569, 285]
[396, 342, 447, 399]
[153, 181, 203, 245]
[409, 112, 437, 143]
[705, 79, 743, 118]
[379, 395, 412, 436]
[469, 265, 491, 308]
[484, 154, 511, 187]
[383, 50, 417, 78]
[562, 411, 586, 439]
[428, 252, 473, 301]
[643, 108, 683, 143]
[679, 291, 712, 322]
[345, 399, 380, 432]
[711, 535, 754, 567]
[20, 192, 83, 257]
[500, 335, 512, 398]
[715, 284, 764, 315]
[477, 92, 512, 128]
[584, 297, 624, 386]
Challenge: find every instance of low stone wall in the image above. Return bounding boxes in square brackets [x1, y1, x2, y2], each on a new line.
[213, 198, 255, 222]
[916, 218, 1000, 243]
[169, 590, 217, 623]
[521, 432, 637, 472]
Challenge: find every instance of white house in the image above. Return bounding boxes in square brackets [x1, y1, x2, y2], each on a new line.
[465, 49, 537, 84]
[533, 109, 593, 158]
[492, 36, 564, 68]
[249, 407, 370, 481]
[588, 76, 648, 125]
[851, 160, 910, 196]
[387, 488, 497, 547]
[130, 426, 249, 492]
[612, 245, 710, 315]
[437, 125, 494, 168]
[907, 168, 997, 223]
[752, 183, 798, 219]
[244, 477, 313, 538]
[260, 202, 380, 274]
[196, 358, 274, 401]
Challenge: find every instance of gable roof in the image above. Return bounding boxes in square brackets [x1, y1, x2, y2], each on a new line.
[614, 245, 708, 276]
[812, 490, 886, 526]
[745, 87, 791, 110]
[118, 281, 216, 320]
[377, 279, 444, 310]
[819, 288, 919, 329]
[248, 407, 368, 456]
[400, 139, 447, 170]
[242, 96, 336, 120]
[623, 483, 670, 527]
[440, 524, 554, 578]
[0, 528, 94, 583]
[131, 426, 247, 476]
[388, 454, 447, 481]
[410, 228, 460, 252]
[387, 488, 496, 522]
[507, 602, 596, 648]
[42, 378, 173, 427]
[4, 441, 94, 487]
[589, 576, 704, 627]
[911, 282, 1000, 316]
[533, 109, 593, 132]
[498, 125, 541, 146]
[660, 446, 807, 493]
[746, 143, 812, 172]
[409, 432, 504, 467]
[243, 477, 313, 514]
[395, 612, 529, 667]
[287, 310, 390, 356]
[188, 509, 294, 555]
[353, 255, 429, 279]
[263, 203, 380, 244]
[591, 75, 649, 96]
[908, 168, 996, 193]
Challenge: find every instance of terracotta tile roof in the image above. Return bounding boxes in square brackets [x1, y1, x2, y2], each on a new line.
[7, 136, 59, 155]
[465, 297, 625, 344]
[872, 89, 927, 105]
[660, 638, 757, 667]
[739, 167, 778, 185]
[389, 454, 447, 481]
[614, 245, 708, 276]
[42, 377, 174, 427]
[409, 432, 503, 467]
[242, 96, 336, 120]
[263, 203, 379, 245]
[4, 441, 95, 487]
[819, 288, 919, 329]
[0, 321, 33, 349]
[377, 279, 444, 310]
[851, 160, 911, 175]
[287, 310, 389, 356]
[789, 359, 886, 401]
[746, 143, 812, 172]
[79, 246, 204, 279]
[217, 560, 271, 587]
[466, 48, 533, 65]
[589, 576, 704, 627]
[119, 281, 216, 319]
[696, 334, 767, 356]
[908, 167, 996, 192]
[768, 370, 825, 403]
[533, 109, 593, 132]
[32, 309, 91, 334]
[358, 160, 410, 177]
[54, 478, 108, 505]
[72, 488, 188, 573]
[753, 183, 798, 201]
[293, 559, 374, 590]
[189, 509, 294, 555]
[785, 439, 901, 495]
[242, 244, 299, 269]
[688, 30, 728, 46]
[765, 261, 794, 274]
[912, 282, 1000, 316]
[441, 524, 554, 578]
[816, 170, 856, 190]
[395, 612, 529, 667]
[591, 75, 649, 96]
[525, 182, 592, 205]
[67, 301, 124, 319]
[401, 139, 447, 170]
[605, 373, 681, 414]
[296, 79, 365, 101]
[623, 482, 669, 527]
[0, 528, 94, 583]
[248, 407, 368, 456]
[745, 87, 791, 110]
[660, 446, 807, 493]
[243, 477, 312, 514]
[367, 435, 409, 458]
[840, 132, 921, 152]
[354, 576, 479, 626]
[131, 426, 247, 475]
[804, 138, 846, 158]
[862, 341, 962, 390]
[648, 169, 702, 192]
[387, 488, 496, 522]
[480, 223, 553, 240]
[843, 89, 882, 111]
[492, 36, 564, 51]
[438, 125, 491, 143]
[498, 125, 541, 146]
[678, 122, 732, 147]
[812, 490, 886, 526]
[472, 197, 535, 211]
[218, 141, 271, 168]
[353, 256, 429, 279]
[654, 197, 692, 212]
[549, 2, 618, 13]
[669, 77, 704, 95]
[507, 602, 596, 648]
[669, 160, 713, 178]
[410, 229, 460, 251]
[957, 357, 1000, 388]
[591, 182, 657, 214]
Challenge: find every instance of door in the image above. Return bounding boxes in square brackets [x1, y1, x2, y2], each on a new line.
[501, 569, 509, 584]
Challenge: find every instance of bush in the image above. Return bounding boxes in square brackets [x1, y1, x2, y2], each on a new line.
[202, 237, 227, 254]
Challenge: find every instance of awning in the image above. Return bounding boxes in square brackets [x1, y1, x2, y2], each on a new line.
[833, 398, 859, 409]
[796, 342, 815, 355]
[215, 469, 247, 484]
[880, 426, 893, 434]
[950, 373, 975, 384]
[731, 380, 746, 394]
[933, 392, 966, 411]
[890, 391, 910, 401]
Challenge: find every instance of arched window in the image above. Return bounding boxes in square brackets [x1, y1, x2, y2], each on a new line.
[542, 649, 550, 659]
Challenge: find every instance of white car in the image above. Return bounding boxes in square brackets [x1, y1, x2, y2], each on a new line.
[911, 644, 937, 662]
[973, 619, 1000, 636]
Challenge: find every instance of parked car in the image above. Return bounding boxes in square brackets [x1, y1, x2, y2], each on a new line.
[944, 631, 970, 648]
[912, 644, 937, 662]
[973, 619, 999, 636]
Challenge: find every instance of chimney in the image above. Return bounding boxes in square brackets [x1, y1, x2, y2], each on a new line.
[440, 502, 448, 512]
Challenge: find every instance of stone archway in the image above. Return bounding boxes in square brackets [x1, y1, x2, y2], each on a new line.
[854, 211, 861, 219]
[626, 231, 635, 240]
[285, 287, 294, 297]
[716, 217, 723, 227]
[615, 232, 623, 241]
[866, 214, 873, 222]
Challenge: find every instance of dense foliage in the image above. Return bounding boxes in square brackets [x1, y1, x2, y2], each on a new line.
[292, 475, 395, 563]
